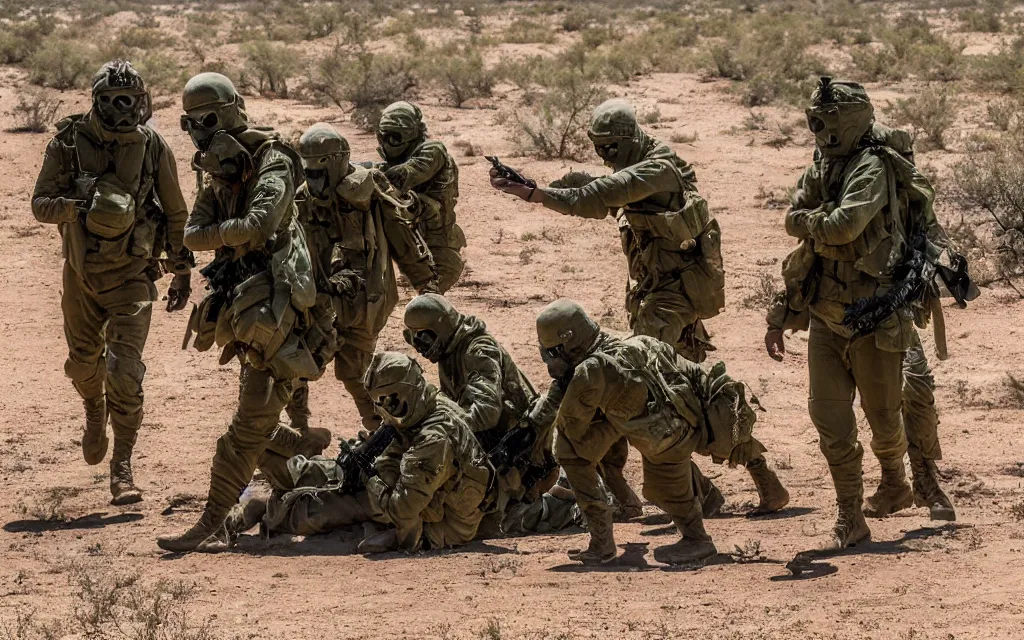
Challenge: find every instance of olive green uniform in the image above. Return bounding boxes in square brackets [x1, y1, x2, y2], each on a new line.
[287, 167, 437, 431]
[179, 129, 317, 536]
[32, 111, 190, 473]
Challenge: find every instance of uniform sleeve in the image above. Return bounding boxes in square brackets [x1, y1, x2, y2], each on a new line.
[380, 200, 438, 291]
[152, 135, 189, 255]
[539, 161, 684, 219]
[785, 154, 889, 246]
[218, 162, 294, 248]
[183, 186, 223, 251]
[383, 144, 445, 193]
[458, 339, 505, 433]
[553, 360, 607, 442]
[31, 138, 78, 224]
[790, 163, 824, 211]
[373, 434, 454, 540]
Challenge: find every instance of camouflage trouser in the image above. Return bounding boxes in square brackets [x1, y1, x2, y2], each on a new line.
[202, 364, 294, 527]
[627, 286, 710, 364]
[62, 263, 155, 456]
[904, 330, 941, 461]
[807, 317, 907, 503]
[424, 225, 465, 294]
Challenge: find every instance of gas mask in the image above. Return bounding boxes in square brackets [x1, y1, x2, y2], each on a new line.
[95, 90, 149, 132]
[402, 294, 459, 363]
[376, 101, 427, 163]
[180, 108, 225, 153]
[403, 328, 442, 362]
[376, 129, 416, 163]
[536, 299, 601, 383]
[301, 154, 350, 202]
[195, 131, 253, 183]
[806, 77, 875, 158]
[539, 343, 575, 383]
[363, 352, 436, 429]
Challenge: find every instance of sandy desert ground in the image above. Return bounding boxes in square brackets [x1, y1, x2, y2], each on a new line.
[0, 3, 1023, 639]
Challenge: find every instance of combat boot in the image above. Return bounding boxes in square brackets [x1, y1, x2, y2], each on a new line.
[358, 528, 399, 554]
[108, 433, 142, 506]
[746, 456, 790, 516]
[156, 507, 229, 553]
[863, 457, 914, 518]
[81, 396, 109, 465]
[654, 512, 717, 566]
[824, 499, 871, 550]
[701, 484, 726, 519]
[909, 451, 956, 521]
[568, 511, 617, 565]
[286, 384, 311, 433]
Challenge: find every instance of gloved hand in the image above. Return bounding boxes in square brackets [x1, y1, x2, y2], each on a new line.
[165, 274, 192, 312]
[489, 168, 539, 202]
[58, 198, 84, 223]
[764, 328, 786, 362]
[329, 270, 364, 297]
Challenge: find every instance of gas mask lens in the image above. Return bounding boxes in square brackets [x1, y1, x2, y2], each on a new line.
[375, 393, 407, 419]
[379, 131, 404, 147]
[595, 142, 618, 161]
[180, 111, 219, 132]
[807, 115, 825, 133]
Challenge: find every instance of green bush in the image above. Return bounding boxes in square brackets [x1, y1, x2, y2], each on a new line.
[0, 14, 56, 64]
[883, 87, 959, 151]
[135, 51, 184, 97]
[423, 44, 495, 108]
[959, 4, 1003, 33]
[853, 15, 965, 83]
[971, 37, 1024, 94]
[242, 40, 302, 98]
[310, 48, 417, 130]
[509, 68, 607, 161]
[504, 19, 556, 44]
[28, 36, 97, 90]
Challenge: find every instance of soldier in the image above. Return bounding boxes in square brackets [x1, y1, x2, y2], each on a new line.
[402, 293, 724, 520]
[763, 78, 954, 550]
[285, 123, 439, 434]
[767, 118, 957, 524]
[157, 73, 331, 552]
[31, 60, 193, 505]
[375, 101, 466, 292]
[537, 300, 789, 566]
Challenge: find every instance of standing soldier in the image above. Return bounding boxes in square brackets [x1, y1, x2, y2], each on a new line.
[490, 98, 729, 517]
[536, 300, 788, 566]
[284, 123, 438, 434]
[764, 78, 955, 550]
[31, 60, 193, 505]
[157, 73, 329, 552]
[375, 101, 466, 292]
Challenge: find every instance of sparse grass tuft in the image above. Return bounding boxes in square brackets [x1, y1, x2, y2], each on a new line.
[742, 272, 781, 311]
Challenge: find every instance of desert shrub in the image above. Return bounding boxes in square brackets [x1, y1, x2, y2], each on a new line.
[28, 37, 97, 90]
[135, 51, 183, 97]
[562, 9, 590, 32]
[853, 15, 965, 83]
[987, 99, 1020, 132]
[971, 37, 1024, 94]
[310, 48, 417, 130]
[242, 40, 302, 98]
[0, 13, 56, 64]
[118, 26, 175, 50]
[953, 127, 1024, 295]
[424, 44, 495, 108]
[509, 68, 607, 161]
[7, 89, 63, 133]
[960, 3, 1003, 33]
[504, 19, 556, 44]
[884, 87, 959, 151]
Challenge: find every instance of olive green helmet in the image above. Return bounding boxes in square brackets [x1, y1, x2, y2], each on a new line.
[298, 123, 351, 200]
[587, 99, 648, 171]
[180, 72, 248, 151]
[363, 352, 437, 429]
[402, 294, 460, 363]
[376, 101, 427, 163]
[806, 76, 875, 158]
[536, 299, 600, 380]
[90, 60, 151, 133]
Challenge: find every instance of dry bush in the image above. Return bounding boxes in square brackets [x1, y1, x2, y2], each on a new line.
[16, 486, 83, 522]
[0, 13, 56, 64]
[242, 40, 302, 98]
[987, 99, 1020, 132]
[504, 19, 555, 44]
[1004, 373, 1024, 408]
[883, 86, 959, 151]
[423, 44, 494, 108]
[135, 51, 184, 97]
[971, 37, 1024, 94]
[28, 36, 97, 90]
[852, 15, 964, 83]
[508, 69, 607, 161]
[7, 90, 62, 133]
[953, 127, 1024, 295]
[742, 272, 781, 311]
[310, 48, 417, 131]
[959, 3, 1004, 33]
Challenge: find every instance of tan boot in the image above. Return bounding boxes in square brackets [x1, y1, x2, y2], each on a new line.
[654, 513, 717, 566]
[864, 457, 914, 518]
[285, 383, 311, 433]
[358, 528, 399, 554]
[156, 507, 229, 553]
[746, 456, 790, 516]
[701, 484, 726, 519]
[568, 510, 617, 565]
[81, 396, 109, 466]
[909, 450, 956, 521]
[825, 499, 871, 550]
[109, 434, 142, 505]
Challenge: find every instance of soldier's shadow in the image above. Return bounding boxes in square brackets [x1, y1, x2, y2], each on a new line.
[771, 523, 961, 581]
[227, 531, 521, 559]
[3, 512, 142, 533]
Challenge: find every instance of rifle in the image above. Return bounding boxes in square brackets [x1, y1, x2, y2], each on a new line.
[336, 424, 397, 493]
[842, 234, 936, 338]
[485, 155, 536, 189]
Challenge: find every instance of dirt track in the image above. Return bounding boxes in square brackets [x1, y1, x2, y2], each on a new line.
[1, 70, 1023, 639]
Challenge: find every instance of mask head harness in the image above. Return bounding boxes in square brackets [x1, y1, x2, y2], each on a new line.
[179, 72, 248, 153]
[402, 294, 460, 363]
[91, 60, 151, 133]
[806, 76, 875, 158]
[536, 299, 601, 382]
[376, 101, 427, 163]
[363, 352, 437, 429]
[298, 123, 351, 201]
